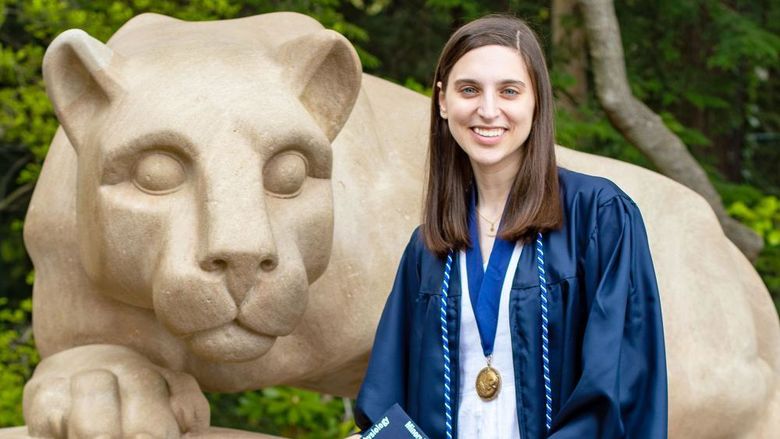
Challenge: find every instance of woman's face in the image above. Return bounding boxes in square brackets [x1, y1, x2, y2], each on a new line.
[438, 44, 536, 173]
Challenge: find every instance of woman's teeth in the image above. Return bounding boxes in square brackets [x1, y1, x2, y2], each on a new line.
[473, 127, 504, 137]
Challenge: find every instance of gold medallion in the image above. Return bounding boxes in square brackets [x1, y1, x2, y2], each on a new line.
[475, 364, 501, 400]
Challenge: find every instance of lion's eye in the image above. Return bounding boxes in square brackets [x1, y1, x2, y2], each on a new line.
[132, 152, 186, 194]
[263, 152, 307, 198]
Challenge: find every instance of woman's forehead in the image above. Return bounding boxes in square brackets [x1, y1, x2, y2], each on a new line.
[448, 45, 530, 84]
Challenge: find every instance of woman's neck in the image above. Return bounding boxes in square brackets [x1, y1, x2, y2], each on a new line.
[471, 158, 519, 217]
[472, 157, 519, 264]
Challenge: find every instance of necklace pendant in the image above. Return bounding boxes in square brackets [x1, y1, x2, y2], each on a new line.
[475, 364, 501, 400]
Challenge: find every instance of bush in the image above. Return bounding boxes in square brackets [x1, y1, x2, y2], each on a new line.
[209, 388, 357, 438]
[727, 195, 780, 313]
[0, 298, 38, 426]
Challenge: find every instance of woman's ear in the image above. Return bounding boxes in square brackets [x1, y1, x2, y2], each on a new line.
[437, 81, 447, 119]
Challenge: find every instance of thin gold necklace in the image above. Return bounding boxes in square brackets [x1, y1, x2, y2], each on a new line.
[476, 208, 499, 237]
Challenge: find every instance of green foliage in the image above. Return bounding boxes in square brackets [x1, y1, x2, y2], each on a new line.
[0, 298, 38, 426]
[402, 76, 432, 96]
[756, 245, 780, 314]
[720, 182, 780, 312]
[207, 389, 356, 438]
[728, 196, 780, 246]
[346, 0, 549, 84]
[239, 388, 356, 437]
[708, 2, 780, 71]
[617, 0, 779, 191]
[0, 220, 30, 295]
[554, 102, 655, 170]
[717, 180, 767, 207]
[727, 194, 780, 312]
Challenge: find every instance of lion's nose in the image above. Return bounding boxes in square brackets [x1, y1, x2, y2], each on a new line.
[199, 249, 278, 274]
[199, 244, 278, 305]
[197, 200, 279, 276]
[197, 149, 280, 283]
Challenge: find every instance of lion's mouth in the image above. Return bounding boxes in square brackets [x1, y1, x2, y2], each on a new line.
[186, 321, 277, 363]
[154, 266, 310, 363]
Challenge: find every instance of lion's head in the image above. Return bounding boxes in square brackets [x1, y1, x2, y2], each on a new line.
[38, 13, 361, 363]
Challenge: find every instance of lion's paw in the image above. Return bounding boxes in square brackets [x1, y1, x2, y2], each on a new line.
[23, 345, 208, 439]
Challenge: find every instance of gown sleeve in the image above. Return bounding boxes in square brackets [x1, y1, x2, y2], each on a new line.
[354, 230, 421, 429]
[550, 195, 668, 438]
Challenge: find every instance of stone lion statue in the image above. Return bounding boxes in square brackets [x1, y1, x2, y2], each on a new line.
[0, 11, 776, 439]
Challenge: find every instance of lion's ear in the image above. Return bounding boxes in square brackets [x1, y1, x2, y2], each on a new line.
[275, 30, 362, 142]
[43, 29, 126, 153]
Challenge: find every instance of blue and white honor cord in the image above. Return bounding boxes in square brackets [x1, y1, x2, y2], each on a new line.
[439, 253, 455, 439]
[537, 232, 552, 433]
[438, 233, 552, 438]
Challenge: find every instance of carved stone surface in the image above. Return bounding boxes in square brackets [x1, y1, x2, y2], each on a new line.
[1, 11, 777, 439]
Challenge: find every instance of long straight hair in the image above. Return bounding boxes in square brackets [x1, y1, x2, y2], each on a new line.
[422, 15, 562, 256]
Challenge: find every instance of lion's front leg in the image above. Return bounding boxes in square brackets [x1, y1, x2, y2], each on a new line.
[23, 344, 209, 439]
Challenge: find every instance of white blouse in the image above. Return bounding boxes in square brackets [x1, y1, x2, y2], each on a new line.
[457, 243, 523, 439]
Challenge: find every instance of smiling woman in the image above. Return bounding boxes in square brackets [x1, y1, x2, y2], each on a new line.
[355, 14, 668, 439]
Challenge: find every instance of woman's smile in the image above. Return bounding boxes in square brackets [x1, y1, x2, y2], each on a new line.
[471, 126, 507, 144]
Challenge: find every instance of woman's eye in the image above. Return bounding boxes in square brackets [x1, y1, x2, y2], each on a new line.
[502, 88, 520, 96]
[264, 152, 308, 198]
[461, 86, 478, 95]
[132, 152, 186, 194]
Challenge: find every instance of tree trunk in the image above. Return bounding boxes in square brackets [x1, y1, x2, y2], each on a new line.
[578, 0, 763, 261]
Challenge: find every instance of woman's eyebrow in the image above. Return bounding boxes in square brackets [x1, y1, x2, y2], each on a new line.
[452, 78, 526, 87]
[499, 79, 526, 87]
[452, 78, 478, 87]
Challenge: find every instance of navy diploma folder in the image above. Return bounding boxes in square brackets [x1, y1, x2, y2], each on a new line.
[360, 403, 430, 439]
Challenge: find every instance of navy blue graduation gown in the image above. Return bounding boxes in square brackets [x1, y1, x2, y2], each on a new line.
[355, 168, 668, 438]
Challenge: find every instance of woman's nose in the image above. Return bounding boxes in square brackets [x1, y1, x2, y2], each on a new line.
[477, 93, 499, 119]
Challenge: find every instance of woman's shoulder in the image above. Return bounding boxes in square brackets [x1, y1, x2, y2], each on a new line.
[557, 166, 635, 208]
[405, 226, 426, 257]
[405, 226, 446, 264]
[400, 226, 449, 293]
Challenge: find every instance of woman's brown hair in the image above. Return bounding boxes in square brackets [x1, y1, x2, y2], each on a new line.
[421, 14, 562, 256]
